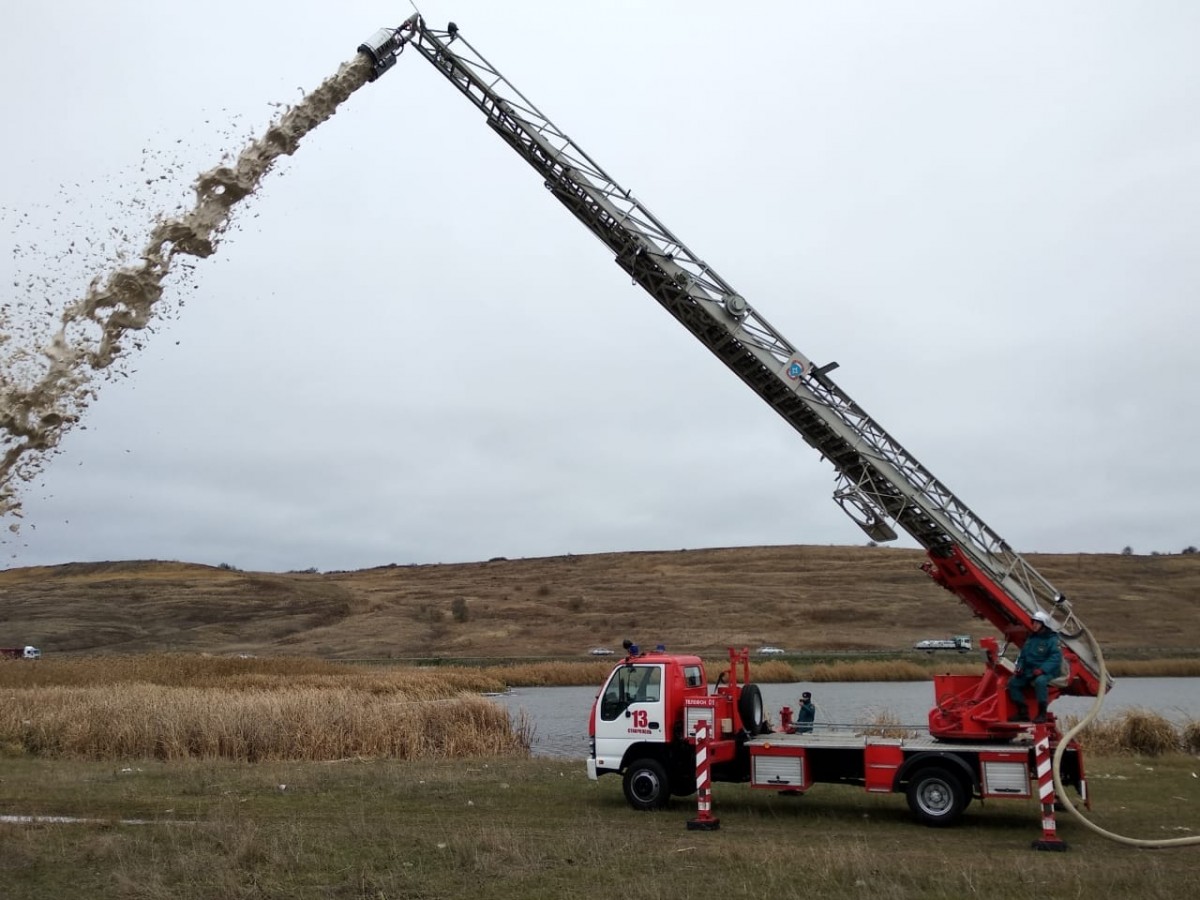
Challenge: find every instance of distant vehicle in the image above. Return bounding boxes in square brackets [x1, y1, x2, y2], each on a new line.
[756, 646, 786, 656]
[590, 647, 615, 656]
[914, 635, 972, 654]
[0, 645, 41, 660]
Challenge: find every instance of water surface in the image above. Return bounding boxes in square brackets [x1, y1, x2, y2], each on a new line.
[497, 677, 1200, 758]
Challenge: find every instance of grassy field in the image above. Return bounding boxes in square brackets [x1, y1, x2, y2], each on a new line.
[0, 654, 1196, 897]
[0, 545, 1195, 897]
[1, 753, 1197, 900]
[1, 546, 1198, 660]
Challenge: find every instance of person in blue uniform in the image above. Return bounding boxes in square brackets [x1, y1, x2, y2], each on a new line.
[1007, 610, 1063, 724]
[795, 691, 816, 733]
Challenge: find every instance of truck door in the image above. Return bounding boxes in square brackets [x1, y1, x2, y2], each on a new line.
[594, 663, 667, 764]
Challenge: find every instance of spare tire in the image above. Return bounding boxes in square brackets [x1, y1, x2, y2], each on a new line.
[738, 684, 764, 733]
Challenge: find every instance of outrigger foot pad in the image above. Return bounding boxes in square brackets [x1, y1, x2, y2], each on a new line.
[1032, 838, 1068, 852]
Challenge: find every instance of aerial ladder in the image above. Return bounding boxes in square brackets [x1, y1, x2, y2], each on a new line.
[357, 16, 1109, 743]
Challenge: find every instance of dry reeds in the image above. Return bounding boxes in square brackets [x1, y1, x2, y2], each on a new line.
[1184, 720, 1200, 754]
[479, 660, 616, 687]
[856, 710, 919, 739]
[748, 660, 801, 683]
[0, 655, 529, 762]
[0, 685, 530, 762]
[1, 655, 511, 696]
[1064, 709, 1195, 756]
[0, 654, 508, 694]
[1105, 659, 1200, 677]
[806, 660, 934, 682]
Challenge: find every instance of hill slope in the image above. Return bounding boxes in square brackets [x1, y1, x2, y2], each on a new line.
[1, 546, 1197, 658]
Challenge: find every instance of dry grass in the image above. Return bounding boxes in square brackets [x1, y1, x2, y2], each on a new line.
[746, 659, 801, 682]
[0, 653, 508, 694]
[1064, 709, 1196, 756]
[2, 753, 1198, 900]
[0, 686, 528, 761]
[1185, 720, 1200, 753]
[0, 655, 528, 762]
[856, 710, 919, 739]
[806, 659, 948, 682]
[2, 547, 1198, 660]
[477, 659, 617, 686]
[1105, 658, 1200, 677]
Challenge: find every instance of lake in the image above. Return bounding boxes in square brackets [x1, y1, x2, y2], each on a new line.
[495, 677, 1200, 758]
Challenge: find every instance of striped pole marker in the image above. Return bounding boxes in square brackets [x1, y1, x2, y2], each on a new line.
[687, 718, 720, 831]
[1031, 723, 1067, 851]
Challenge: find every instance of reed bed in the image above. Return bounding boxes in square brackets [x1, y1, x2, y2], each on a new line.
[0, 654, 508, 695]
[838, 708, 1200, 754]
[0, 655, 528, 762]
[0, 685, 530, 762]
[476, 660, 617, 687]
[1063, 709, 1199, 756]
[1105, 658, 1200, 677]
[806, 659, 946, 682]
[1185, 720, 1200, 753]
[745, 660, 801, 683]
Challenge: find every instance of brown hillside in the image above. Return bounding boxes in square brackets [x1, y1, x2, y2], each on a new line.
[0, 546, 1197, 658]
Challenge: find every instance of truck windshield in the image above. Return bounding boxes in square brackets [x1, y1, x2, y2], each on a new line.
[599, 665, 661, 721]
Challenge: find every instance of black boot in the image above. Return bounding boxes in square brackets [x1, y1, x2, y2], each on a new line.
[1033, 702, 1048, 724]
[1009, 702, 1029, 722]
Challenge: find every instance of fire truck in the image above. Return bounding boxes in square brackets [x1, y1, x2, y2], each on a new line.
[587, 643, 1086, 829]
[359, 17, 1110, 838]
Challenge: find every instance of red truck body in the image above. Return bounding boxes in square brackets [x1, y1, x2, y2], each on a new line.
[588, 647, 1087, 829]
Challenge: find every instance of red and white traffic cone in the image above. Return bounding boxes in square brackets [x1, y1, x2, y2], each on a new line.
[1031, 723, 1067, 851]
[687, 718, 720, 831]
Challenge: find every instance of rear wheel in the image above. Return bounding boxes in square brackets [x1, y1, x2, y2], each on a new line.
[906, 766, 969, 827]
[623, 758, 670, 810]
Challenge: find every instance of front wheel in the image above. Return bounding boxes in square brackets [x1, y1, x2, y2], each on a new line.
[906, 766, 969, 827]
[623, 758, 670, 810]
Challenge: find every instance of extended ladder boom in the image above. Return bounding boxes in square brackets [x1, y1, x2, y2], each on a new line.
[360, 18, 1105, 696]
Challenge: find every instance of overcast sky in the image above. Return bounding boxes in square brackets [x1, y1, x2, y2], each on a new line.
[1, 0, 1197, 573]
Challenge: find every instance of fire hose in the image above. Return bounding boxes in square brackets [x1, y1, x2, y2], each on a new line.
[1051, 629, 1200, 848]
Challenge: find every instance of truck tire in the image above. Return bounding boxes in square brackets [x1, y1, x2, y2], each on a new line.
[906, 766, 968, 827]
[623, 758, 670, 811]
[669, 765, 697, 798]
[738, 684, 764, 733]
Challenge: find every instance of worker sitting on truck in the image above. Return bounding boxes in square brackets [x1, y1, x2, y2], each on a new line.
[795, 691, 816, 733]
[1007, 611, 1063, 724]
